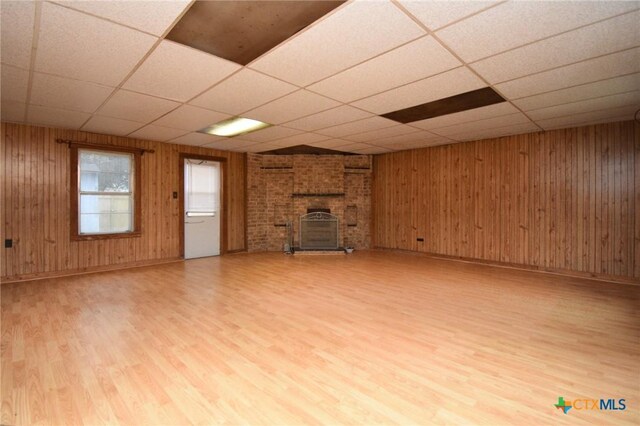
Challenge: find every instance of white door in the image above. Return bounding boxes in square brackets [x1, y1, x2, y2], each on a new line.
[184, 159, 221, 259]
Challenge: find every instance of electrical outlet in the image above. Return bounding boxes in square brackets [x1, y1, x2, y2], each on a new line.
[5, 239, 12, 248]
[172, 191, 178, 199]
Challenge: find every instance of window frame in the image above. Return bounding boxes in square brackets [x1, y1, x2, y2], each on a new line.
[184, 160, 220, 218]
[70, 145, 142, 241]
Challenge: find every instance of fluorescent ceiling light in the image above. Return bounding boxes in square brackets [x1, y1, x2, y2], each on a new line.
[199, 117, 271, 137]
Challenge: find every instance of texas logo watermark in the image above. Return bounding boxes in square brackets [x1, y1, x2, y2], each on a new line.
[554, 396, 626, 414]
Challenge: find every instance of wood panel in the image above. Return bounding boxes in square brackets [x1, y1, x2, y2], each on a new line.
[1, 122, 246, 282]
[373, 120, 639, 281]
[2, 252, 638, 424]
[636, 121, 640, 279]
[227, 151, 247, 252]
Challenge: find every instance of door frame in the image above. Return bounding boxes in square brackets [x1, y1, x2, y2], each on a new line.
[179, 153, 228, 258]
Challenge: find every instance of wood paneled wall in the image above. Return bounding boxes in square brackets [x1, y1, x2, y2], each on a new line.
[373, 120, 639, 282]
[1, 122, 246, 282]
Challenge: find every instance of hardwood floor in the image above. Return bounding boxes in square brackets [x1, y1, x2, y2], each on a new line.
[1, 251, 638, 425]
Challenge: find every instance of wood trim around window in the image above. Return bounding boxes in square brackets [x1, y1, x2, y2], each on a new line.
[57, 139, 154, 155]
[70, 145, 142, 241]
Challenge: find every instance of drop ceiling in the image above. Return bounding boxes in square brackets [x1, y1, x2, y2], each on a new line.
[1, 0, 639, 155]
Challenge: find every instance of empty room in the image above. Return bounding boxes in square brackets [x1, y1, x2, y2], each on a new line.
[1, 0, 639, 424]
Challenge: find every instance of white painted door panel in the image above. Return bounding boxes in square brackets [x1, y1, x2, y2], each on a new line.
[184, 160, 221, 259]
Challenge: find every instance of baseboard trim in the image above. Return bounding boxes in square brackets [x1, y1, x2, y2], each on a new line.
[4, 250, 636, 286]
[373, 248, 639, 286]
[226, 249, 248, 254]
[1, 257, 184, 284]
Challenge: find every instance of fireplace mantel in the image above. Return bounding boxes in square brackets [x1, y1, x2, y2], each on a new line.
[291, 193, 345, 198]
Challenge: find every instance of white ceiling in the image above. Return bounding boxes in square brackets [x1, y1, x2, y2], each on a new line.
[1, 0, 638, 155]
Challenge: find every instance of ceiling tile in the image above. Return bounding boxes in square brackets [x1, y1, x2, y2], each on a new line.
[1, 101, 26, 122]
[97, 90, 180, 123]
[409, 102, 519, 130]
[369, 130, 445, 146]
[123, 40, 241, 102]
[269, 140, 310, 149]
[513, 74, 640, 111]
[82, 115, 143, 136]
[422, 139, 454, 148]
[316, 116, 398, 138]
[227, 138, 263, 145]
[535, 105, 638, 130]
[53, 0, 192, 36]
[343, 124, 422, 143]
[35, 2, 157, 86]
[249, 1, 425, 86]
[352, 67, 485, 114]
[447, 122, 541, 142]
[397, 141, 448, 151]
[495, 48, 640, 99]
[128, 124, 188, 142]
[307, 36, 461, 103]
[471, 10, 640, 84]
[152, 105, 230, 132]
[170, 132, 226, 146]
[397, 0, 499, 31]
[0, 1, 35, 68]
[202, 138, 262, 152]
[436, 1, 638, 62]
[527, 91, 640, 121]
[349, 145, 392, 154]
[283, 105, 372, 131]
[244, 142, 284, 153]
[270, 133, 330, 146]
[397, 138, 453, 150]
[28, 105, 91, 129]
[244, 90, 341, 125]
[431, 113, 534, 137]
[236, 126, 303, 143]
[30, 72, 114, 113]
[332, 142, 374, 153]
[308, 139, 353, 148]
[1, 65, 29, 103]
[190, 69, 298, 115]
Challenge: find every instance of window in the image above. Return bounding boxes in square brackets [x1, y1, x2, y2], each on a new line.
[71, 146, 141, 240]
[184, 161, 220, 217]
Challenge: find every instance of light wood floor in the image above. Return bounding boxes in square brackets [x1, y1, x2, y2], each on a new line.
[1, 251, 638, 425]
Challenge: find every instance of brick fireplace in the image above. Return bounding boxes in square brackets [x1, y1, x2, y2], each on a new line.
[247, 153, 372, 252]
